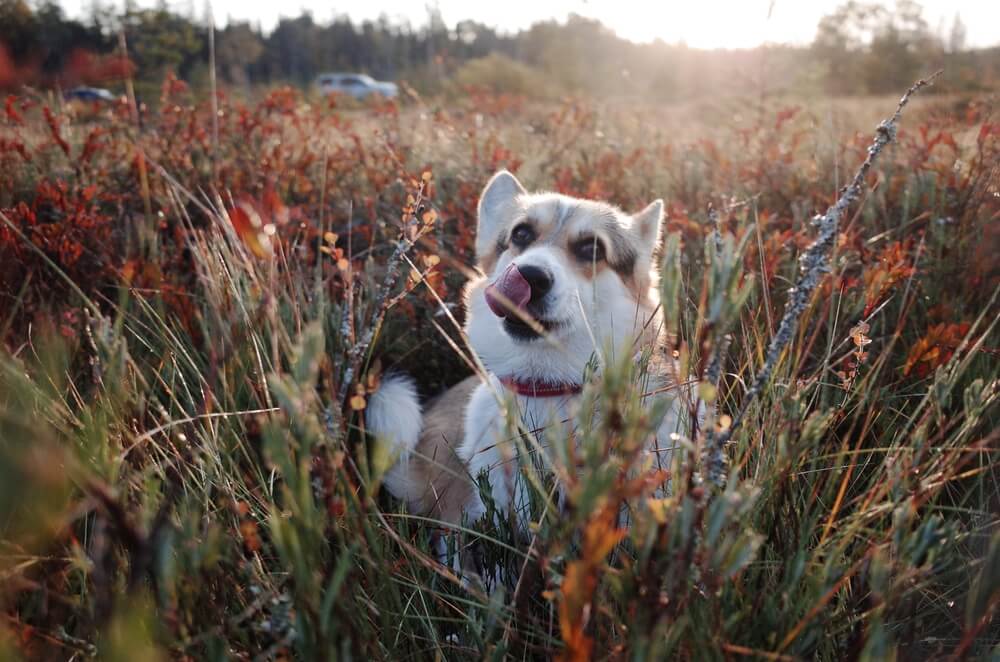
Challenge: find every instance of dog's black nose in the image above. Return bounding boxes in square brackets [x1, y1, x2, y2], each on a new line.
[517, 265, 553, 301]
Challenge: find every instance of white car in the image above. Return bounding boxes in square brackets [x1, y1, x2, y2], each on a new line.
[316, 73, 398, 99]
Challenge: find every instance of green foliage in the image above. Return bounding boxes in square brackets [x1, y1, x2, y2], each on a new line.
[123, 8, 204, 79]
[450, 53, 554, 98]
[814, 1, 916, 93]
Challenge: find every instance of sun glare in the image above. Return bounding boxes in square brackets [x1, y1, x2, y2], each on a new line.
[583, 0, 822, 49]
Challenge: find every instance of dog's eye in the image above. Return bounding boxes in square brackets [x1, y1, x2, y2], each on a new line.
[510, 224, 536, 248]
[573, 237, 606, 263]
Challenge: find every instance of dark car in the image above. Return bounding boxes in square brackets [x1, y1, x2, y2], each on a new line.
[65, 86, 116, 103]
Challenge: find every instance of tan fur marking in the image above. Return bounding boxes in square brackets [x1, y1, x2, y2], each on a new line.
[557, 213, 650, 304]
[405, 376, 479, 525]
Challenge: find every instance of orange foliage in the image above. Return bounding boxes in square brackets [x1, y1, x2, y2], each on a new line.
[558, 502, 626, 662]
[903, 322, 972, 378]
[863, 240, 916, 316]
[61, 48, 135, 85]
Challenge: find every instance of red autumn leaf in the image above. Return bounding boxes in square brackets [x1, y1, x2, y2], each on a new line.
[903, 322, 972, 378]
[227, 200, 273, 258]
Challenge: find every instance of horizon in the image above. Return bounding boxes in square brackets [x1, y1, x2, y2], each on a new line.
[59, 0, 1000, 50]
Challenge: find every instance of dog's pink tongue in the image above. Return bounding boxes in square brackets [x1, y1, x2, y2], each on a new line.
[484, 264, 531, 317]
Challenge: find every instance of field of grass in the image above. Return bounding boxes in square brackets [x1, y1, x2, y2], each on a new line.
[0, 79, 998, 660]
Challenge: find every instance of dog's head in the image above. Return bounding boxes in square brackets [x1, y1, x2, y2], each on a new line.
[465, 170, 665, 382]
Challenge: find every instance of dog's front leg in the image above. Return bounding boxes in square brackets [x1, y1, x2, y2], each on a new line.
[449, 384, 514, 591]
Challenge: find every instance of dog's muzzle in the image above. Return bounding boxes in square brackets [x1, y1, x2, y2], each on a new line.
[484, 263, 530, 317]
[485, 263, 556, 340]
[484, 263, 552, 318]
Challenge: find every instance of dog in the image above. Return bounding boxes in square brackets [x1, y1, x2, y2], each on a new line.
[366, 170, 696, 564]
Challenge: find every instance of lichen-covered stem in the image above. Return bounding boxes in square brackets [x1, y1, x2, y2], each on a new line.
[715, 72, 941, 450]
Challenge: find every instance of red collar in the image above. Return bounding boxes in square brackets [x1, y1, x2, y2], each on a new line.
[499, 376, 583, 398]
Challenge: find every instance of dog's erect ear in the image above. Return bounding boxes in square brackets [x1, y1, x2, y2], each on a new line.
[476, 170, 526, 261]
[631, 199, 664, 268]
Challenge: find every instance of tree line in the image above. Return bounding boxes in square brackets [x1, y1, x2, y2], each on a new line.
[1, 0, 997, 100]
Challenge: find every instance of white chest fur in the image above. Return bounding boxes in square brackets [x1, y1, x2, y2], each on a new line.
[457, 376, 580, 521]
[456, 373, 686, 523]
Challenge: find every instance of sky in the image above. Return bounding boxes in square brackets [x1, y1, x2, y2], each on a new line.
[63, 0, 1000, 50]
